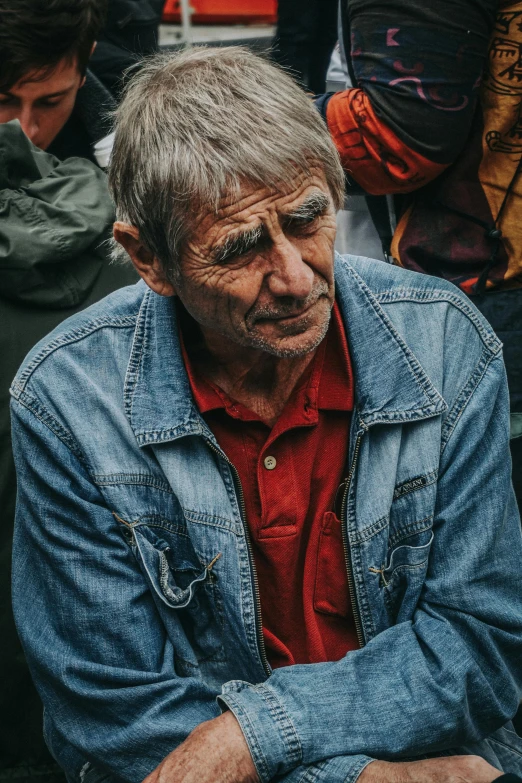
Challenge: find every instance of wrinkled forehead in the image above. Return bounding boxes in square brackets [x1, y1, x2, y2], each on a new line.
[191, 169, 333, 240]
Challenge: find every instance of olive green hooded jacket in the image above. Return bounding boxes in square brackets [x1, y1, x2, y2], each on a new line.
[0, 121, 137, 782]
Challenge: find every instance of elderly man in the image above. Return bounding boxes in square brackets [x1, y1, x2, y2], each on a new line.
[10, 48, 522, 783]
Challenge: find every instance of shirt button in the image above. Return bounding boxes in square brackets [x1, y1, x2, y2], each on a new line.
[264, 455, 277, 470]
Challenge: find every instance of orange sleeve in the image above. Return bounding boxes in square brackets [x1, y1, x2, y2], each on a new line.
[326, 89, 448, 195]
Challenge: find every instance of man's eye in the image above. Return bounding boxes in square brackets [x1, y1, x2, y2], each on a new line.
[288, 215, 319, 231]
[215, 235, 265, 265]
[0, 96, 15, 106]
[217, 245, 255, 264]
[37, 99, 62, 108]
[216, 252, 237, 265]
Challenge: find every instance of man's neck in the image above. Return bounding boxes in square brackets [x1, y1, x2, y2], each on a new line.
[181, 313, 318, 427]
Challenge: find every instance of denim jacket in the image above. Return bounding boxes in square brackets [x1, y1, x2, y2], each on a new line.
[10, 255, 522, 783]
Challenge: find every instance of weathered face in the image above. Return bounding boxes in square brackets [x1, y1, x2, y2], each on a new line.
[0, 57, 84, 150]
[174, 171, 337, 358]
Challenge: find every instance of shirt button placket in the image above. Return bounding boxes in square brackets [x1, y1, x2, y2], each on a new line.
[264, 455, 277, 470]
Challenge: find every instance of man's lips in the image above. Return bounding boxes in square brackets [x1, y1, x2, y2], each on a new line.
[254, 299, 319, 325]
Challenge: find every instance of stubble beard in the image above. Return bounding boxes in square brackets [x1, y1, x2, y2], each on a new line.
[242, 284, 333, 358]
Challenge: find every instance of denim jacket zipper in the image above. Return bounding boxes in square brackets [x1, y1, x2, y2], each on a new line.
[339, 425, 366, 648]
[207, 422, 367, 667]
[205, 439, 271, 676]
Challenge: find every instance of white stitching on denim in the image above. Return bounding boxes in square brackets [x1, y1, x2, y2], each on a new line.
[339, 264, 448, 410]
[346, 757, 375, 783]
[123, 289, 151, 421]
[253, 685, 302, 767]
[375, 288, 501, 353]
[441, 351, 499, 452]
[12, 317, 136, 392]
[93, 473, 174, 494]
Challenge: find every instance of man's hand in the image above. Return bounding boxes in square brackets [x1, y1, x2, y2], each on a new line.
[143, 711, 259, 783]
[359, 756, 504, 783]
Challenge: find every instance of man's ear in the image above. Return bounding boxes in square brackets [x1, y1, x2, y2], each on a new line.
[113, 223, 176, 297]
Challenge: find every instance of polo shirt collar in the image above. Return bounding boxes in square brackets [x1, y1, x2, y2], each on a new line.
[179, 301, 354, 421]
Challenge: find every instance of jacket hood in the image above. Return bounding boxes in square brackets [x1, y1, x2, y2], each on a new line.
[0, 121, 115, 308]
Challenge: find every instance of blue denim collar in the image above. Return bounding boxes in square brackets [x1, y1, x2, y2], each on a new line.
[126, 255, 447, 446]
[334, 256, 447, 428]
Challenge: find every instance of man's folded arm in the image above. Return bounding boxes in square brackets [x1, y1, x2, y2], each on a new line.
[10, 390, 377, 783]
[276, 755, 375, 783]
[10, 397, 221, 783]
[219, 354, 522, 781]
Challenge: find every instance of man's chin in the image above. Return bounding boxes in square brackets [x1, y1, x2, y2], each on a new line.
[245, 315, 331, 358]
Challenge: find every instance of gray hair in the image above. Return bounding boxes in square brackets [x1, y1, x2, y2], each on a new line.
[109, 46, 345, 276]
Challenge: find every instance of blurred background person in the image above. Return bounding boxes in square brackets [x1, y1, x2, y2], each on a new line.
[325, 31, 388, 262]
[317, 0, 522, 521]
[272, 0, 338, 94]
[0, 1, 141, 776]
[0, 0, 166, 166]
[90, 0, 165, 99]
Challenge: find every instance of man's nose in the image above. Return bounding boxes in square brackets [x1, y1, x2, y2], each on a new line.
[18, 107, 39, 144]
[266, 236, 315, 300]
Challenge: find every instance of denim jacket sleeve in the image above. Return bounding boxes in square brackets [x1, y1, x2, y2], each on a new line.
[10, 399, 221, 783]
[277, 755, 374, 783]
[219, 354, 522, 781]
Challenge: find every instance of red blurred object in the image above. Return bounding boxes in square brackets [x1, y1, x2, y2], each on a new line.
[162, 0, 277, 25]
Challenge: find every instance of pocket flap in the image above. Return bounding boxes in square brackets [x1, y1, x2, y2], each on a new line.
[133, 526, 212, 609]
[384, 530, 434, 578]
[159, 549, 209, 608]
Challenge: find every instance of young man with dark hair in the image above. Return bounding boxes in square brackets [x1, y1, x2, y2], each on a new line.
[0, 5, 140, 781]
[0, 0, 113, 162]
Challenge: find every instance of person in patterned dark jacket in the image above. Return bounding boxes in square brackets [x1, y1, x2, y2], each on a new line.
[317, 0, 522, 508]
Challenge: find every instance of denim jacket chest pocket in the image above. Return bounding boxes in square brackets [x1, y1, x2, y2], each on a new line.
[378, 474, 437, 624]
[380, 528, 434, 624]
[117, 513, 225, 664]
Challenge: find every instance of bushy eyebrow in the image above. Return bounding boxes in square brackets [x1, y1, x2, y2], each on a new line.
[282, 191, 331, 226]
[212, 224, 264, 264]
[210, 190, 330, 264]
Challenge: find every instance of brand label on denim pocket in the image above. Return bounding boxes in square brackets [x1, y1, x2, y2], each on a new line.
[393, 475, 429, 500]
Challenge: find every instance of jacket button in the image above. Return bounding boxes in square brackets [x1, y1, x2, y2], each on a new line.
[264, 455, 277, 470]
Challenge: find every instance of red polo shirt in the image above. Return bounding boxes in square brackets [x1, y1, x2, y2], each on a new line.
[179, 302, 359, 667]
